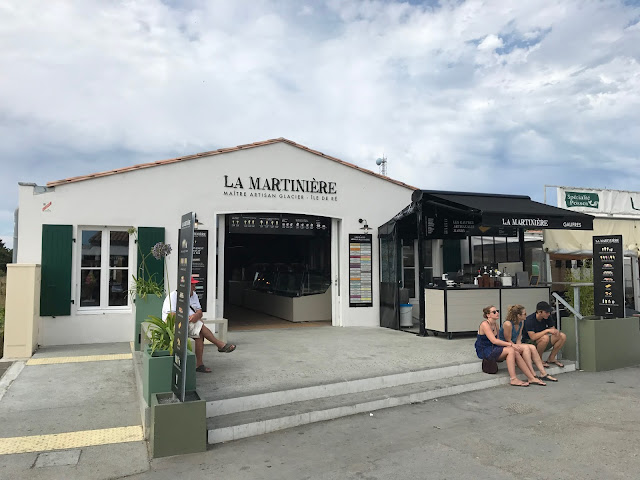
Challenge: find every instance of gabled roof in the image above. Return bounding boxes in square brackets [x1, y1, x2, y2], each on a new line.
[47, 137, 417, 190]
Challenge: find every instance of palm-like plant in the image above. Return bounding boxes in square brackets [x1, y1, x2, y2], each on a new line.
[145, 313, 175, 355]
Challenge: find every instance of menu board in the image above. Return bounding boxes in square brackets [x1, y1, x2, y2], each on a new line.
[593, 235, 624, 318]
[229, 213, 330, 236]
[349, 234, 373, 307]
[192, 230, 208, 312]
[172, 212, 195, 402]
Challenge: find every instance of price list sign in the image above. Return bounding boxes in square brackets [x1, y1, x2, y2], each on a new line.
[192, 230, 208, 312]
[349, 234, 373, 307]
[172, 212, 195, 401]
[593, 235, 624, 318]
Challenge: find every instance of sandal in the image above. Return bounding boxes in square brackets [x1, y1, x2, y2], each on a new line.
[538, 374, 558, 382]
[218, 343, 236, 353]
[196, 365, 212, 373]
[530, 378, 546, 386]
[510, 379, 529, 387]
[548, 360, 564, 368]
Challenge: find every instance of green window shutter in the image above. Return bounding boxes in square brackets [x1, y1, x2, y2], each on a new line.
[40, 224, 73, 316]
[137, 227, 165, 286]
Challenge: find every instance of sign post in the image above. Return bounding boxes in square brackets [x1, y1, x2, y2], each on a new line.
[593, 235, 624, 318]
[172, 212, 195, 402]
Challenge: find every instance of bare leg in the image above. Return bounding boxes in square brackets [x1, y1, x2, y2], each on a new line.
[194, 337, 204, 366]
[547, 332, 567, 365]
[536, 335, 550, 360]
[199, 325, 226, 350]
[526, 344, 553, 377]
[513, 350, 543, 384]
[521, 346, 535, 374]
[498, 347, 528, 386]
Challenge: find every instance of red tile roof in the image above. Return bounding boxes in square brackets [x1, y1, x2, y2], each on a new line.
[46, 137, 418, 190]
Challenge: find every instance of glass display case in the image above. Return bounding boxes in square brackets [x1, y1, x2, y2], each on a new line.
[250, 263, 330, 297]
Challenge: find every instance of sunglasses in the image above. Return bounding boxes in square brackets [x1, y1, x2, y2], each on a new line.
[490, 309, 499, 314]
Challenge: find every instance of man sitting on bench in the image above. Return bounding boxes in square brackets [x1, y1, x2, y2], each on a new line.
[162, 277, 236, 373]
[522, 301, 566, 368]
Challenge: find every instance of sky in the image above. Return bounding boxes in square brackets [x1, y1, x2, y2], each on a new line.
[1, 0, 640, 250]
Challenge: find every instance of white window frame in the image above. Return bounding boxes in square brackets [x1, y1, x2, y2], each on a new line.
[76, 226, 134, 313]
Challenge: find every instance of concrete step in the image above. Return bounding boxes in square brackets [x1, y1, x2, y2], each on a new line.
[206, 361, 484, 418]
[207, 362, 574, 444]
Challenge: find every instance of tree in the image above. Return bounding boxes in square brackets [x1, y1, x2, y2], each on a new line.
[0, 239, 12, 274]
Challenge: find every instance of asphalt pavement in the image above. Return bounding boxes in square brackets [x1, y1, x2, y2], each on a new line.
[130, 365, 640, 480]
[1, 337, 639, 480]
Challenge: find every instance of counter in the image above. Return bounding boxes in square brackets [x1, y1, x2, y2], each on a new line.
[424, 285, 551, 338]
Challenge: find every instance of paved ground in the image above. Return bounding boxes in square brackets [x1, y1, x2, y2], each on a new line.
[1, 331, 639, 480]
[0, 360, 11, 380]
[129, 366, 640, 480]
[0, 343, 148, 480]
[194, 327, 478, 400]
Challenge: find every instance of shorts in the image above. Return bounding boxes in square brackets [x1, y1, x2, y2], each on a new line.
[188, 319, 204, 339]
[525, 334, 552, 349]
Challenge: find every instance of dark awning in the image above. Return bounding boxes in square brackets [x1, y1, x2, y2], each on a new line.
[413, 190, 594, 231]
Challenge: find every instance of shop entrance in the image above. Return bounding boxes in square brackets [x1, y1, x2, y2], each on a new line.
[222, 213, 333, 330]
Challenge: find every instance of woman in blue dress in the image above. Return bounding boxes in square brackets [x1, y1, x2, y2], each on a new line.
[475, 305, 545, 387]
[500, 305, 557, 382]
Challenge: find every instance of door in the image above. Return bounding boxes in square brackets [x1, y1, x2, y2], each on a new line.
[379, 223, 401, 329]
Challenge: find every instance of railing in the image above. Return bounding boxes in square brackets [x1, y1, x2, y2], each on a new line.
[551, 283, 592, 371]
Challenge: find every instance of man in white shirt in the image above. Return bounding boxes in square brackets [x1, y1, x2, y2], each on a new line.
[162, 277, 236, 373]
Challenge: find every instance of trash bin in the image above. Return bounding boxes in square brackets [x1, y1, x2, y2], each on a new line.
[400, 304, 413, 327]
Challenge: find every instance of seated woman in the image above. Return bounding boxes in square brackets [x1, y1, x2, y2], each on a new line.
[500, 305, 557, 382]
[475, 305, 545, 387]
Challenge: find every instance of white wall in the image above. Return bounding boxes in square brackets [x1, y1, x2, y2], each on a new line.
[17, 142, 414, 344]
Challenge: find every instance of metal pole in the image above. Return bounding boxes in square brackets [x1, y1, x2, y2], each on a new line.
[573, 285, 581, 370]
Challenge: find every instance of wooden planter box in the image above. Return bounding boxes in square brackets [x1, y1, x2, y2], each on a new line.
[150, 391, 206, 458]
[562, 315, 640, 372]
[134, 294, 163, 351]
[142, 348, 196, 406]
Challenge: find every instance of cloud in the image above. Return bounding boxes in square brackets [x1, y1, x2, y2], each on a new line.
[1, 0, 640, 249]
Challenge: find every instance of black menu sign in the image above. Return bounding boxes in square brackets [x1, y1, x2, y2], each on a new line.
[229, 213, 330, 236]
[192, 230, 208, 312]
[593, 235, 624, 318]
[172, 212, 195, 401]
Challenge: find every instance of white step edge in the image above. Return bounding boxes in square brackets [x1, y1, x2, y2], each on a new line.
[207, 364, 575, 444]
[207, 362, 482, 417]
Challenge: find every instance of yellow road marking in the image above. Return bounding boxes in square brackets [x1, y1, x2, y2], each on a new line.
[26, 354, 132, 366]
[0, 426, 144, 455]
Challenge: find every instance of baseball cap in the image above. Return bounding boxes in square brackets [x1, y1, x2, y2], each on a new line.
[536, 301, 552, 313]
[190, 277, 200, 284]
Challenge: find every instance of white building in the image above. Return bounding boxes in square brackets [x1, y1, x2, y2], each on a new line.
[11, 138, 415, 348]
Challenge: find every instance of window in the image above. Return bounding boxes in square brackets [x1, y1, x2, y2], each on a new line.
[421, 239, 434, 285]
[402, 240, 416, 297]
[79, 228, 131, 309]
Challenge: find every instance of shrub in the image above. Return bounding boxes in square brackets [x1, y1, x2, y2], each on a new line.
[564, 265, 594, 316]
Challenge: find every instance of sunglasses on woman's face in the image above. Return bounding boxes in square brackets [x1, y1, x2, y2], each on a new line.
[490, 310, 499, 314]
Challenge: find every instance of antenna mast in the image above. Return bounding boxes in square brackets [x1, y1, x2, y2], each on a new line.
[376, 155, 387, 176]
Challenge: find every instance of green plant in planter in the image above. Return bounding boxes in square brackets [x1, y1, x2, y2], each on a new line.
[144, 313, 192, 355]
[127, 228, 166, 302]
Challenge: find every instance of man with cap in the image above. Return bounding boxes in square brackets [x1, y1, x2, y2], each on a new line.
[522, 301, 566, 368]
[162, 277, 236, 373]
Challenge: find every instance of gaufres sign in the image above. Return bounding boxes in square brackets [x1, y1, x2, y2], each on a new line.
[558, 187, 640, 217]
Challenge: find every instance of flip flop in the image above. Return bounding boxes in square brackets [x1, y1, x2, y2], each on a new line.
[510, 380, 529, 387]
[530, 378, 546, 386]
[218, 343, 236, 353]
[196, 365, 212, 373]
[542, 362, 551, 368]
[548, 360, 564, 368]
[538, 374, 558, 382]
